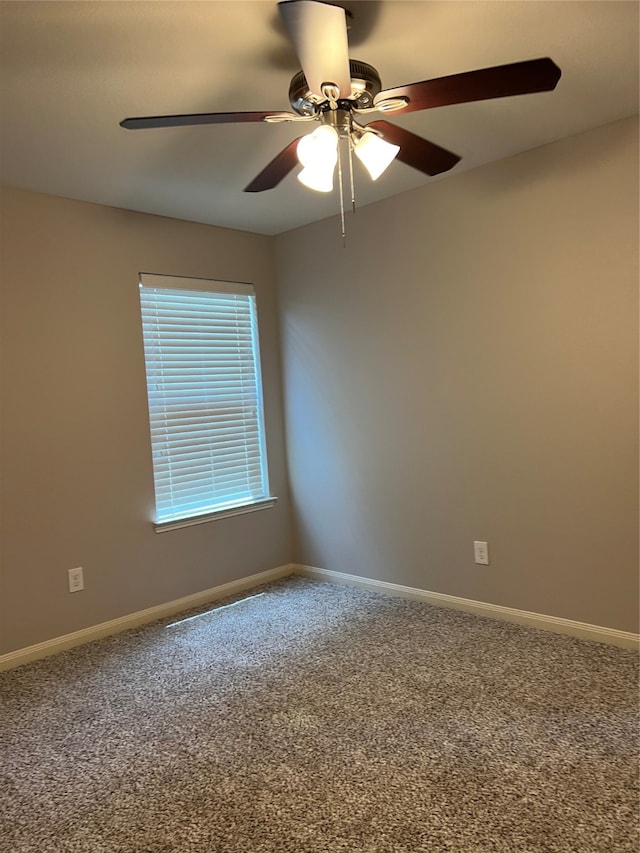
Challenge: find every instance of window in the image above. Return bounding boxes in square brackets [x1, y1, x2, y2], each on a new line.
[138, 273, 274, 532]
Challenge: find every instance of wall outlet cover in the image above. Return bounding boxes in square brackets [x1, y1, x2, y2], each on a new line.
[474, 541, 489, 565]
[68, 567, 84, 592]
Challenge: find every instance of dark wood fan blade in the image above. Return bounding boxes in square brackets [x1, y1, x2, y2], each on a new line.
[367, 121, 460, 177]
[120, 112, 280, 130]
[244, 137, 302, 192]
[375, 58, 561, 114]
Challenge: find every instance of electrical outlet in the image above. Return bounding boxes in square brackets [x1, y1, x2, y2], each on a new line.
[68, 567, 84, 593]
[473, 541, 489, 565]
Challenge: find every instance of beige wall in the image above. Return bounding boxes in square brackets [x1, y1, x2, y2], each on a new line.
[275, 116, 639, 633]
[0, 189, 293, 654]
[1, 117, 637, 654]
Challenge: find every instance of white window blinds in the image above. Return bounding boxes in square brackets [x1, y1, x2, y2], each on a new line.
[139, 274, 270, 527]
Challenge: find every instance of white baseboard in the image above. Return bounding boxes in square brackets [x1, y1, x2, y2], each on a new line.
[3, 561, 636, 670]
[296, 564, 640, 650]
[0, 563, 296, 672]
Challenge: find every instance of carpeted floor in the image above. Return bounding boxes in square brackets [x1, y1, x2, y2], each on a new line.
[0, 576, 638, 852]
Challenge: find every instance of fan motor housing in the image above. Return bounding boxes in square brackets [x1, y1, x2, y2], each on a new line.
[289, 60, 382, 115]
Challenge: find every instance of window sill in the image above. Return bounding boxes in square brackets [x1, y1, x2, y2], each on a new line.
[153, 497, 278, 533]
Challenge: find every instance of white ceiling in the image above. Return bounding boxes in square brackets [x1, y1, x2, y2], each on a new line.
[1, 1, 638, 236]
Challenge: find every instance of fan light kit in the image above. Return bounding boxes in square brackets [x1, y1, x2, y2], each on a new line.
[120, 0, 561, 242]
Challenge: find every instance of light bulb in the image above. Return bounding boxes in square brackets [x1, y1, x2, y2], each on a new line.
[353, 131, 399, 180]
[296, 125, 339, 193]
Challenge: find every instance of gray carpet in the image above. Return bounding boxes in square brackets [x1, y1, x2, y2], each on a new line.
[0, 576, 638, 852]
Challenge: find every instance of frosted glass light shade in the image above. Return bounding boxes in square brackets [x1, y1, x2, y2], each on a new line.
[297, 125, 339, 193]
[297, 166, 335, 193]
[354, 131, 399, 180]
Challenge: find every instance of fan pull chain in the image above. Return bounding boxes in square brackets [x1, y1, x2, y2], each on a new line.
[337, 137, 346, 248]
[348, 134, 356, 214]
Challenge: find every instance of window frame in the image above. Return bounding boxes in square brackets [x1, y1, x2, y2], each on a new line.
[138, 272, 276, 533]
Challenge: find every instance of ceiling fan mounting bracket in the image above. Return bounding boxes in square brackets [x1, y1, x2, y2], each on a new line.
[288, 59, 382, 116]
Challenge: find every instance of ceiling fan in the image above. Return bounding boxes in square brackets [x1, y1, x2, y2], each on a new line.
[120, 0, 561, 198]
